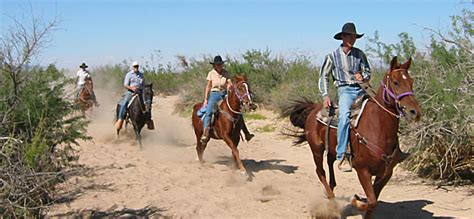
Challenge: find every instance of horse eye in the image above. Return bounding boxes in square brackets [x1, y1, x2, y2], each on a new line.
[393, 81, 399, 86]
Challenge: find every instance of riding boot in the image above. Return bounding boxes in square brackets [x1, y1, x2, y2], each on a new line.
[115, 119, 123, 129]
[240, 116, 254, 142]
[397, 149, 410, 163]
[147, 119, 155, 130]
[201, 127, 210, 144]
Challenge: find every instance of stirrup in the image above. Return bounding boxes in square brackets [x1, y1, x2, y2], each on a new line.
[338, 154, 353, 172]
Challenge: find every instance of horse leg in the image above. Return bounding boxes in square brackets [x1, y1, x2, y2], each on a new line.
[306, 131, 334, 199]
[327, 153, 337, 191]
[196, 136, 207, 163]
[361, 171, 393, 219]
[222, 134, 246, 175]
[132, 121, 142, 149]
[351, 168, 377, 219]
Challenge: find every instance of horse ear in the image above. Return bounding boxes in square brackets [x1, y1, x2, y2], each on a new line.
[401, 57, 412, 70]
[390, 56, 399, 71]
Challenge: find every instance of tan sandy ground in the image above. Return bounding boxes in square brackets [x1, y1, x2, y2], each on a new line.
[47, 93, 473, 218]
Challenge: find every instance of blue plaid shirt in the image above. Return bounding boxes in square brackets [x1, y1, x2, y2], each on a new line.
[318, 45, 371, 97]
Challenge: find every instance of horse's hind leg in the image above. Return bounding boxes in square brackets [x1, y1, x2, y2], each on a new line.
[308, 133, 335, 199]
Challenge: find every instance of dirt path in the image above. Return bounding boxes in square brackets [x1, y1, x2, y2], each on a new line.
[47, 95, 473, 218]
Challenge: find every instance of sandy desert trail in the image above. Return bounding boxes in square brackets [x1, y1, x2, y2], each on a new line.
[47, 94, 473, 218]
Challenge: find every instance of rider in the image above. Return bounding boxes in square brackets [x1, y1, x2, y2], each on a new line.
[319, 23, 409, 172]
[201, 55, 254, 143]
[115, 61, 154, 130]
[76, 62, 99, 106]
[319, 22, 370, 171]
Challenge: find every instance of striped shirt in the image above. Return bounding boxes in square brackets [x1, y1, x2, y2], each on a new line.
[318, 45, 371, 97]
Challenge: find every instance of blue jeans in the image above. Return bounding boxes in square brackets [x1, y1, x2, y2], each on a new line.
[336, 85, 363, 160]
[118, 91, 134, 120]
[203, 91, 225, 129]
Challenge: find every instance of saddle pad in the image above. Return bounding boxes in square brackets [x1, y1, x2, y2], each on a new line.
[127, 94, 139, 109]
[316, 99, 369, 129]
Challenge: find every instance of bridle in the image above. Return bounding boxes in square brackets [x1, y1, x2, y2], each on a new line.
[381, 69, 415, 117]
[226, 81, 252, 114]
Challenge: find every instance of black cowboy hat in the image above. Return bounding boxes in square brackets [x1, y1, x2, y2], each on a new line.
[334, 22, 364, 40]
[79, 62, 88, 68]
[210, 55, 226, 65]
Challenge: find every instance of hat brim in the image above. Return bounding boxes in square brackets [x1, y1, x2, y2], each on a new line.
[79, 65, 88, 68]
[210, 61, 226, 65]
[334, 32, 364, 40]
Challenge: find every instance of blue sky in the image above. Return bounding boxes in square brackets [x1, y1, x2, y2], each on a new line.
[0, 0, 471, 69]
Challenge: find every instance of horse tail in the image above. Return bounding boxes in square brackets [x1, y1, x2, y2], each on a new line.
[282, 98, 320, 145]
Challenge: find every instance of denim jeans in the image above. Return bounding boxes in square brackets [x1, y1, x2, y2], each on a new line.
[336, 85, 363, 160]
[118, 91, 134, 120]
[203, 91, 226, 129]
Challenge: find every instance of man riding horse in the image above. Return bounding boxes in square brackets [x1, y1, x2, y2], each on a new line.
[115, 61, 154, 130]
[319, 22, 408, 172]
[76, 62, 99, 106]
[201, 55, 254, 143]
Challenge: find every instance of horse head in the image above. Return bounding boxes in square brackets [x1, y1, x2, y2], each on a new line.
[233, 75, 257, 111]
[382, 57, 421, 122]
[143, 82, 154, 112]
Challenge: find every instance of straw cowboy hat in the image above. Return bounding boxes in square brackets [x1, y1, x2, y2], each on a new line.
[334, 22, 364, 40]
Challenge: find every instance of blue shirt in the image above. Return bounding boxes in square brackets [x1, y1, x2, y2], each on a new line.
[318, 45, 371, 97]
[124, 70, 144, 89]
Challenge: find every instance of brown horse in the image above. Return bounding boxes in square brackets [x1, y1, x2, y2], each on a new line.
[285, 57, 421, 218]
[76, 77, 94, 112]
[192, 75, 256, 176]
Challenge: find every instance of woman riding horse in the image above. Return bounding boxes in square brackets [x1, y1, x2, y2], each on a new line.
[200, 55, 254, 143]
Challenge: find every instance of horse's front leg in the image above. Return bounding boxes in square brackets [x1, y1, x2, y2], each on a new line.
[352, 168, 377, 219]
[222, 133, 246, 175]
[132, 121, 142, 149]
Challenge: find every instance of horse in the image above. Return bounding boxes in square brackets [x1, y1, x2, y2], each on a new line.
[76, 77, 94, 112]
[115, 83, 154, 149]
[284, 57, 421, 219]
[191, 75, 256, 176]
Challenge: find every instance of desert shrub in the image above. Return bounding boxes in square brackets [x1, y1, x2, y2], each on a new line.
[0, 14, 89, 217]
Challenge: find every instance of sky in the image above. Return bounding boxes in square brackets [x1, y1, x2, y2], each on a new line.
[0, 0, 472, 70]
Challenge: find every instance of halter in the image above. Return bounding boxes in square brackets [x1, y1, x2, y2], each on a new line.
[381, 69, 415, 117]
[226, 81, 252, 114]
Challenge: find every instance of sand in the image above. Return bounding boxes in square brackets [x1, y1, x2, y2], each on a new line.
[47, 92, 473, 218]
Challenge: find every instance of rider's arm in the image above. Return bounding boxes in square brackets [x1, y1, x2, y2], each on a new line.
[226, 79, 233, 91]
[123, 73, 135, 91]
[319, 55, 333, 97]
[360, 51, 371, 81]
[204, 80, 212, 103]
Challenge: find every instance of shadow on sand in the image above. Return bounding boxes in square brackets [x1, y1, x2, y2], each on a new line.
[215, 157, 298, 181]
[341, 199, 457, 219]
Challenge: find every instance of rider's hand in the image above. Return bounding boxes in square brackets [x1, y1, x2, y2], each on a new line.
[323, 96, 331, 108]
[203, 99, 208, 107]
[355, 73, 363, 81]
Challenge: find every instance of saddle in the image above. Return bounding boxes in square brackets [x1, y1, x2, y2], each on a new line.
[197, 99, 237, 125]
[316, 94, 369, 129]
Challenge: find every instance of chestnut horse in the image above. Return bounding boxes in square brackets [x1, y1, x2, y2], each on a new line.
[76, 77, 94, 112]
[285, 57, 421, 218]
[191, 75, 256, 176]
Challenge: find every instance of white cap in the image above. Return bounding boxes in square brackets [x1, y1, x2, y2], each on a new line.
[132, 61, 139, 67]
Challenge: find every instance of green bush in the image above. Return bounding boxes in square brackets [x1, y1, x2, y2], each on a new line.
[0, 64, 89, 216]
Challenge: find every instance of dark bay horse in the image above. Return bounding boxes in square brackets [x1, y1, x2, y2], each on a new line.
[116, 83, 154, 149]
[192, 75, 256, 176]
[76, 77, 94, 112]
[285, 57, 421, 218]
